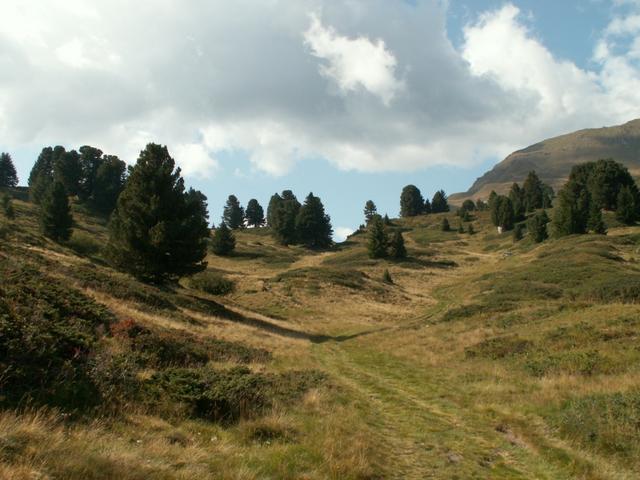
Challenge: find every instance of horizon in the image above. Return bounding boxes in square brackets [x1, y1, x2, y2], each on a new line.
[2, 0, 640, 239]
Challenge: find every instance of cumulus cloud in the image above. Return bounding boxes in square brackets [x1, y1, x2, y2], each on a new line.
[1, 0, 640, 180]
[304, 13, 404, 105]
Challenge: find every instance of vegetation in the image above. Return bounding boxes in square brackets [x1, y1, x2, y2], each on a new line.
[295, 192, 333, 248]
[105, 143, 210, 281]
[367, 215, 388, 258]
[223, 194, 245, 229]
[400, 184, 425, 217]
[0, 152, 18, 187]
[363, 199, 377, 223]
[211, 221, 236, 255]
[39, 181, 73, 241]
[245, 198, 265, 227]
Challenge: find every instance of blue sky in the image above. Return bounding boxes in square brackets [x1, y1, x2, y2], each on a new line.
[2, 0, 640, 240]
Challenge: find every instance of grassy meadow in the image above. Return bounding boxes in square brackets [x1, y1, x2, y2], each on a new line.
[2, 192, 640, 479]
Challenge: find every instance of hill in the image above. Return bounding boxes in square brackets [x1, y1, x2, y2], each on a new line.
[2, 191, 640, 478]
[451, 119, 640, 204]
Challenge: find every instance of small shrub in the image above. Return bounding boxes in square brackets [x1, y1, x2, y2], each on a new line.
[465, 336, 533, 360]
[382, 269, 393, 284]
[67, 231, 102, 256]
[188, 270, 235, 295]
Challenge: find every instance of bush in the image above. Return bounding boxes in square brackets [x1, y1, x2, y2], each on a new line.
[0, 259, 113, 409]
[67, 231, 102, 256]
[464, 336, 533, 360]
[188, 270, 235, 295]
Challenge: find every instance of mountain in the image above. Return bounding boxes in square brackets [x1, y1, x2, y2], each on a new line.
[450, 119, 640, 204]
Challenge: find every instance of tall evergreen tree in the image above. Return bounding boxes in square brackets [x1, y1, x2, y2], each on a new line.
[78, 145, 104, 201]
[270, 190, 300, 245]
[364, 200, 377, 223]
[367, 215, 388, 259]
[223, 195, 245, 229]
[29, 147, 55, 204]
[488, 191, 499, 224]
[588, 159, 639, 210]
[523, 171, 544, 212]
[105, 143, 209, 281]
[431, 190, 450, 213]
[0, 153, 18, 188]
[389, 230, 407, 259]
[92, 155, 127, 213]
[527, 210, 550, 243]
[39, 181, 73, 241]
[509, 183, 525, 220]
[552, 179, 590, 236]
[245, 199, 265, 227]
[441, 217, 451, 232]
[616, 185, 637, 225]
[476, 199, 487, 211]
[211, 221, 236, 255]
[461, 199, 476, 212]
[295, 192, 333, 248]
[400, 185, 424, 217]
[496, 196, 515, 230]
[512, 223, 524, 242]
[423, 198, 432, 214]
[53, 149, 82, 196]
[267, 193, 282, 227]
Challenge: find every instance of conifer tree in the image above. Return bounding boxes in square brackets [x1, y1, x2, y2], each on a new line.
[267, 193, 282, 227]
[488, 191, 499, 225]
[383, 214, 391, 226]
[367, 215, 388, 259]
[382, 268, 393, 284]
[476, 199, 487, 211]
[223, 195, 245, 229]
[509, 183, 525, 220]
[491, 195, 515, 230]
[441, 217, 451, 232]
[270, 190, 300, 245]
[400, 185, 424, 217]
[0, 153, 18, 188]
[458, 221, 465, 233]
[462, 199, 476, 212]
[389, 230, 407, 259]
[1, 193, 15, 220]
[467, 223, 475, 235]
[53, 149, 82, 196]
[211, 221, 236, 255]
[616, 185, 637, 225]
[295, 192, 333, 248]
[587, 203, 607, 234]
[92, 155, 127, 213]
[105, 143, 209, 281]
[29, 147, 55, 204]
[523, 171, 544, 212]
[553, 180, 590, 236]
[527, 210, 550, 243]
[364, 200, 377, 223]
[245, 199, 265, 227]
[78, 145, 104, 201]
[431, 190, 450, 213]
[39, 181, 73, 241]
[423, 198, 432, 214]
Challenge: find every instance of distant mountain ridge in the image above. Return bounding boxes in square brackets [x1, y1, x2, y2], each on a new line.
[450, 119, 640, 204]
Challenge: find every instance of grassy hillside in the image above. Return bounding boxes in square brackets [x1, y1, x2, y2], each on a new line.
[2, 191, 640, 479]
[450, 118, 640, 204]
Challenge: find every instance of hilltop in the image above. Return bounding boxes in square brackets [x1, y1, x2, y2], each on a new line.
[2, 188, 640, 479]
[450, 119, 640, 204]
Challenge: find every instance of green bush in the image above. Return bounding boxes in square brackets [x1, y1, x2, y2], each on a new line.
[188, 270, 235, 295]
[67, 231, 102, 256]
[465, 336, 533, 360]
[0, 259, 113, 409]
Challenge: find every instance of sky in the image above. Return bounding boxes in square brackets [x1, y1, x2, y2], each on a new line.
[2, 1, 640, 240]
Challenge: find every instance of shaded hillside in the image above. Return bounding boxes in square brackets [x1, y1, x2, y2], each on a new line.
[451, 119, 640, 204]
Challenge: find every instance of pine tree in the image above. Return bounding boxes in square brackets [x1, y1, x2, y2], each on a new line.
[467, 223, 475, 235]
[476, 199, 487, 211]
[105, 143, 209, 281]
[0, 153, 18, 188]
[523, 171, 544, 212]
[53, 149, 82, 196]
[553, 180, 590, 236]
[389, 230, 407, 259]
[78, 145, 104, 201]
[527, 210, 550, 243]
[295, 192, 333, 248]
[382, 269, 393, 284]
[1, 193, 15, 220]
[245, 199, 265, 227]
[400, 185, 424, 217]
[509, 183, 525, 220]
[461, 200, 476, 212]
[441, 217, 451, 232]
[488, 191, 499, 225]
[270, 190, 300, 245]
[423, 198, 432, 214]
[39, 181, 73, 241]
[92, 155, 127, 213]
[223, 195, 245, 229]
[211, 221, 236, 255]
[29, 147, 55, 204]
[431, 190, 450, 213]
[457, 222, 465, 233]
[616, 185, 637, 225]
[367, 215, 389, 259]
[383, 214, 391, 226]
[364, 200, 377, 223]
[587, 203, 607, 235]
[491, 195, 515, 230]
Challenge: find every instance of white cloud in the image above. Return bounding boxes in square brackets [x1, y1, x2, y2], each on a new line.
[1, 0, 640, 181]
[304, 13, 404, 105]
[334, 226, 354, 242]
